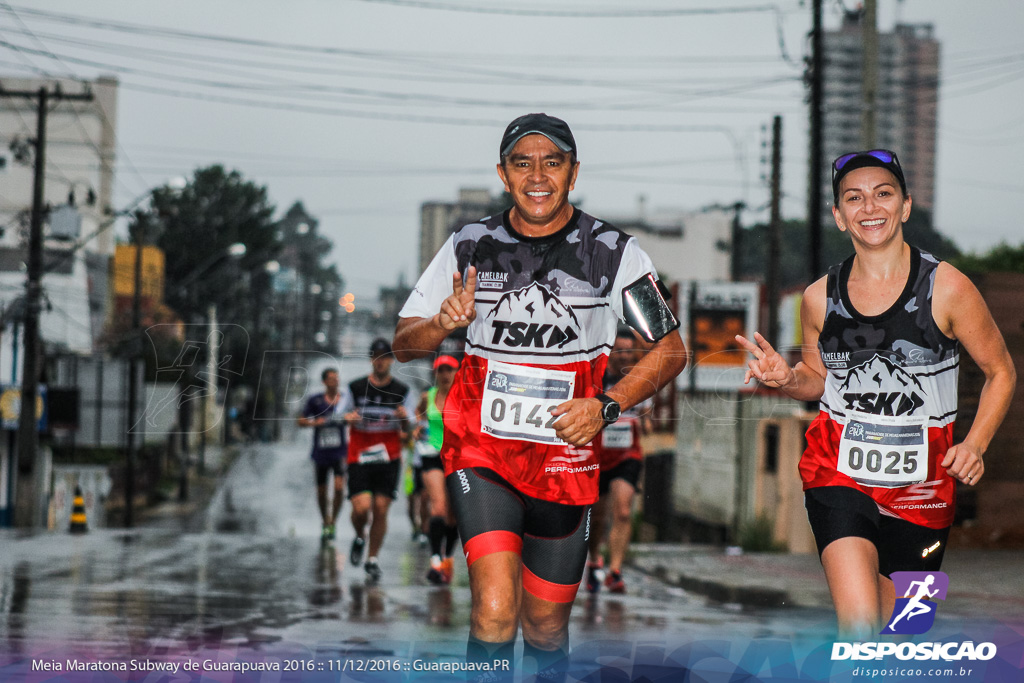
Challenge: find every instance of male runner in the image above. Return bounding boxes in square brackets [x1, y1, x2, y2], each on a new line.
[343, 338, 413, 582]
[297, 367, 348, 544]
[586, 330, 651, 594]
[393, 113, 687, 681]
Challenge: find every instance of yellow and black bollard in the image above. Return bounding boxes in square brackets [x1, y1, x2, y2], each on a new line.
[69, 485, 88, 534]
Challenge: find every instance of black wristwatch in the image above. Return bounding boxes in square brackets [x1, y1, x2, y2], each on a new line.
[596, 393, 621, 425]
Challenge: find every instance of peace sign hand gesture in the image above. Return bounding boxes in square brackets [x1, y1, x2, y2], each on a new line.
[438, 266, 477, 331]
[736, 332, 795, 388]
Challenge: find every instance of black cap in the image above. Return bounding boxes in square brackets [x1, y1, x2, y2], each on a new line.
[369, 338, 392, 357]
[832, 150, 907, 203]
[500, 113, 576, 159]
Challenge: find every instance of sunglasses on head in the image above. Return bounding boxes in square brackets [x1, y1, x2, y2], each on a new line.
[832, 149, 902, 175]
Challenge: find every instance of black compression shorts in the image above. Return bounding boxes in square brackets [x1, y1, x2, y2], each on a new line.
[420, 455, 444, 473]
[804, 486, 950, 577]
[598, 458, 643, 496]
[447, 467, 590, 603]
[347, 459, 401, 500]
[314, 459, 345, 487]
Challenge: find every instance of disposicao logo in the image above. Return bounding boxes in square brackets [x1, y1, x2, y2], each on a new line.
[882, 571, 948, 635]
[831, 570, 997, 663]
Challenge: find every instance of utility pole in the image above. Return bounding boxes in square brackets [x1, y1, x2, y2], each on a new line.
[808, 0, 824, 282]
[1, 84, 92, 528]
[728, 201, 745, 282]
[767, 116, 783, 346]
[861, 0, 879, 148]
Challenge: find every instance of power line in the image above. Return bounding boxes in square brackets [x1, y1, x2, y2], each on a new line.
[1, 2, 151, 197]
[348, 0, 787, 18]
[0, 37, 801, 106]
[2, 25, 790, 69]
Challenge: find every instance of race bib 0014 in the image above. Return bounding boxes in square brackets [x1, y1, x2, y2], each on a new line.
[481, 360, 576, 445]
[837, 410, 928, 488]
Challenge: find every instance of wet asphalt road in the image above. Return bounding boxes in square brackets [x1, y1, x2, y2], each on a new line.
[0, 327, 836, 677]
[0, 434, 835, 667]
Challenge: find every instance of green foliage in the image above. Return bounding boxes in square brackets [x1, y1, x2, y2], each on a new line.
[738, 514, 786, 553]
[136, 165, 281, 322]
[951, 242, 1024, 274]
[738, 207, 961, 289]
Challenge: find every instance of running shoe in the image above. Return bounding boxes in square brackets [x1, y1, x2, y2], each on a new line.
[585, 561, 604, 594]
[605, 570, 626, 594]
[349, 537, 365, 566]
[326, 524, 336, 541]
[321, 526, 331, 545]
[365, 558, 383, 583]
[427, 555, 445, 585]
[440, 557, 454, 585]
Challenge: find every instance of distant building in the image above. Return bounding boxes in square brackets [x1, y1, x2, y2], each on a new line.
[378, 275, 412, 327]
[420, 189, 731, 285]
[0, 75, 120, 372]
[604, 200, 733, 284]
[419, 188, 498, 274]
[821, 14, 939, 217]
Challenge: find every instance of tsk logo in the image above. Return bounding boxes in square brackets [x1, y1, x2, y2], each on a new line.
[479, 271, 509, 290]
[486, 283, 582, 350]
[840, 355, 926, 416]
[882, 571, 949, 635]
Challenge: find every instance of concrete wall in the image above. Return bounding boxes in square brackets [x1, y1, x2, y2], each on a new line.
[673, 391, 804, 538]
[753, 415, 817, 554]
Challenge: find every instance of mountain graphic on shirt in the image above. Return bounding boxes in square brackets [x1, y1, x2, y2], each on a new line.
[485, 283, 582, 350]
[839, 355, 926, 416]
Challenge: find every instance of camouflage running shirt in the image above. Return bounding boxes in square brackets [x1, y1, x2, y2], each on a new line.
[803, 246, 960, 528]
[400, 208, 660, 505]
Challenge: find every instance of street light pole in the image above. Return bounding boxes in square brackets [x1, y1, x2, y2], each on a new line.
[123, 217, 146, 527]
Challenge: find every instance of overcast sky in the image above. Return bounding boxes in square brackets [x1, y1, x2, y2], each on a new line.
[3, 0, 1022, 302]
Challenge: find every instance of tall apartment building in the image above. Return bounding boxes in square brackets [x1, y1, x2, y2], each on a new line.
[821, 13, 939, 217]
[0, 75, 120, 364]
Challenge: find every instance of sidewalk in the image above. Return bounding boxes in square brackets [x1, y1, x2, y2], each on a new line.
[628, 543, 1024, 621]
[136, 442, 237, 529]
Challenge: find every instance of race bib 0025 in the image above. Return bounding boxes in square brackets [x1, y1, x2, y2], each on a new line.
[837, 410, 928, 488]
[481, 360, 576, 445]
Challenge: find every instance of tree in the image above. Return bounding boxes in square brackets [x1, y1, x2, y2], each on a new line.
[739, 207, 961, 289]
[952, 242, 1024, 274]
[135, 165, 281, 324]
[124, 166, 283, 391]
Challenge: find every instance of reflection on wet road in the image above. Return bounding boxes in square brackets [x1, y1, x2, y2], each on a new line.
[0, 435, 833, 668]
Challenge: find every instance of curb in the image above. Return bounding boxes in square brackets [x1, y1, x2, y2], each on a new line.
[633, 557, 791, 609]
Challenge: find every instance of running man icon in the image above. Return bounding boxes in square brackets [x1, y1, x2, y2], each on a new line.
[883, 571, 949, 635]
